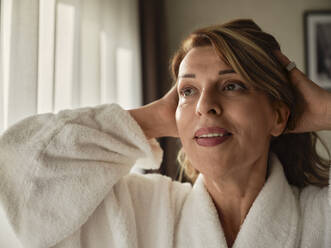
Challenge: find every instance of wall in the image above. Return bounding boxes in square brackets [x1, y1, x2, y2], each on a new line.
[165, 0, 331, 70]
[165, 0, 331, 155]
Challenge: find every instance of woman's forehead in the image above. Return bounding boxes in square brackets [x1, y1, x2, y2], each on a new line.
[179, 46, 232, 75]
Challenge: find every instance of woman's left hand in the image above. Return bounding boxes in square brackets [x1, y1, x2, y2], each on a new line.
[274, 50, 331, 133]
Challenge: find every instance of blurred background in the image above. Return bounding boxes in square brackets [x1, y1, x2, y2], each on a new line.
[0, 0, 330, 247]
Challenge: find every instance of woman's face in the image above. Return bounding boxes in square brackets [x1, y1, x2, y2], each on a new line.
[175, 46, 287, 179]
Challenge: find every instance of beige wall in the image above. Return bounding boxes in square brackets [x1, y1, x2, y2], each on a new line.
[165, 0, 331, 71]
[165, 0, 331, 157]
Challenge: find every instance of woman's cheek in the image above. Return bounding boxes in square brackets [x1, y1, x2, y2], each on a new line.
[175, 104, 183, 127]
[176, 99, 185, 118]
[177, 97, 194, 109]
[176, 100, 194, 135]
[176, 99, 193, 119]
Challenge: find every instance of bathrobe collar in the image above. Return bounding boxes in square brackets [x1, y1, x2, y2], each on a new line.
[175, 153, 300, 248]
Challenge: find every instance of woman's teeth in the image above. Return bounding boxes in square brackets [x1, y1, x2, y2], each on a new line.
[198, 133, 227, 138]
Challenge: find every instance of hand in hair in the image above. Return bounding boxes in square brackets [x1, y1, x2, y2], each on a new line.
[274, 50, 331, 133]
[158, 85, 179, 137]
[129, 85, 179, 139]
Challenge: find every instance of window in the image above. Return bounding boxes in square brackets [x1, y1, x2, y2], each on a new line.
[0, 0, 142, 133]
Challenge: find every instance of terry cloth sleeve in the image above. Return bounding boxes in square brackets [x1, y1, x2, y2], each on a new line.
[0, 103, 163, 248]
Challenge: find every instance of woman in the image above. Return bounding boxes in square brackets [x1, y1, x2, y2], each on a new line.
[0, 19, 330, 248]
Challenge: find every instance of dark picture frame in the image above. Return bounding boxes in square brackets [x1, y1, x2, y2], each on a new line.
[304, 10, 331, 90]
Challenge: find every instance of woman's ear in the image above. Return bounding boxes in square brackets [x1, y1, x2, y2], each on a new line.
[270, 101, 290, 137]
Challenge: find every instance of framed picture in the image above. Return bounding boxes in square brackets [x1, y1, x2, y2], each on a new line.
[304, 10, 331, 90]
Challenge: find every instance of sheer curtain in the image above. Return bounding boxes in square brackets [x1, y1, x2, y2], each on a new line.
[0, 0, 141, 247]
[0, 0, 142, 133]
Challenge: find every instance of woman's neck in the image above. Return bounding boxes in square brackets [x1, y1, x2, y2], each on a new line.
[202, 155, 269, 247]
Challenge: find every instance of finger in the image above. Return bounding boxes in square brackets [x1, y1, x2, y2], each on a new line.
[273, 50, 307, 81]
[164, 84, 179, 104]
[170, 84, 179, 100]
[273, 50, 291, 67]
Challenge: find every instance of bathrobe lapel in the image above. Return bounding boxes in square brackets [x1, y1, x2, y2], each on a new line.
[175, 170, 228, 248]
[232, 153, 300, 248]
[175, 153, 300, 248]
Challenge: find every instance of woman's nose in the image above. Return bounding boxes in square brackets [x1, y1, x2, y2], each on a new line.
[195, 91, 222, 116]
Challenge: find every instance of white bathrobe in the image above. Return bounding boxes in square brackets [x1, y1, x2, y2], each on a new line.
[0, 104, 330, 248]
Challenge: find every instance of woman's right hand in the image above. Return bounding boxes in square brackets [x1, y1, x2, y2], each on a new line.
[158, 85, 179, 137]
[128, 85, 179, 139]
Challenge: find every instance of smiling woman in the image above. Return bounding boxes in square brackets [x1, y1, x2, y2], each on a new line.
[175, 46, 284, 189]
[173, 20, 330, 190]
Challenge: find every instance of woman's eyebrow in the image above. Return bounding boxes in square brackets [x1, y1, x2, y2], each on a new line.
[219, 69, 235, 75]
[179, 73, 195, 78]
[179, 69, 236, 78]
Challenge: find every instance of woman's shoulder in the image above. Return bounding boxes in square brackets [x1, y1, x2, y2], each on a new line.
[115, 172, 193, 208]
[295, 183, 329, 206]
[122, 172, 192, 196]
[293, 183, 329, 221]
[292, 183, 330, 245]
[295, 181, 331, 206]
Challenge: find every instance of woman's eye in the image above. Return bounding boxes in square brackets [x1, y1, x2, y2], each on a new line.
[180, 87, 196, 97]
[223, 82, 246, 91]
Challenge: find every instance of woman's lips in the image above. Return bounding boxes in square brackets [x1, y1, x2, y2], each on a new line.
[195, 134, 232, 146]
